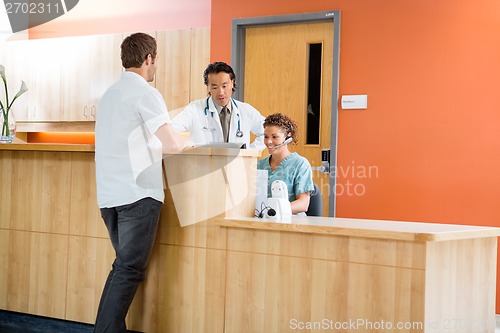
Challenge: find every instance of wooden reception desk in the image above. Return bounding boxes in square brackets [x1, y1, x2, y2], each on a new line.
[161, 145, 260, 227]
[0, 144, 499, 333]
[215, 217, 500, 333]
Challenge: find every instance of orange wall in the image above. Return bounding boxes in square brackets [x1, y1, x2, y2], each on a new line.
[210, 0, 500, 311]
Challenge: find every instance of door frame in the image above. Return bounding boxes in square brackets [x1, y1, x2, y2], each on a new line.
[231, 10, 341, 217]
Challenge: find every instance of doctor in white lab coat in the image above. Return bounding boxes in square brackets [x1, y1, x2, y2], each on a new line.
[172, 62, 265, 150]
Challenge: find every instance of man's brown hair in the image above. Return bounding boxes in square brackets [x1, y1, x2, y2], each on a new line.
[121, 32, 157, 69]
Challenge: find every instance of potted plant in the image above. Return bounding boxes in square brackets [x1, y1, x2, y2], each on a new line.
[0, 64, 28, 143]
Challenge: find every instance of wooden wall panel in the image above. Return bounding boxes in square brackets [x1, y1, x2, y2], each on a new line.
[27, 232, 69, 318]
[156, 212, 228, 250]
[0, 230, 7, 309]
[347, 236, 426, 269]
[424, 237, 497, 333]
[69, 153, 107, 238]
[0, 230, 68, 318]
[158, 246, 226, 333]
[126, 245, 162, 332]
[224, 250, 425, 333]
[8, 151, 38, 231]
[226, 228, 426, 269]
[156, 29, 192, 113]
[127, 245, 226, 333]
[0, 151, 13, 228]
[190, 28, 211, 101]
[65, 236, 114, 323]
[0, 229, 31, 312]
[5, 151, 71, 233]
[37, 152, 72, 233]
[155, 27, 210, 118]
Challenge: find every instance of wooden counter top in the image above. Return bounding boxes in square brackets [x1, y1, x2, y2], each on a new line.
[215, 216, 500, 241]
[0, 143, 260, 156]
[163, 145, 261, 157]
[0, 142, 95, 152]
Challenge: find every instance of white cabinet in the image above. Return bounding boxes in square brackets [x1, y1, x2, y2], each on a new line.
[3, 39, 62, 121]
[3, 40, 30, 121]
[30, 39, 62, 121]
[60, 34, 122, 121]
[1, 29, 210, 123]
[89, 34, 123, 119]
[60, 36, 91, 121]
[3, 34, 122, 122]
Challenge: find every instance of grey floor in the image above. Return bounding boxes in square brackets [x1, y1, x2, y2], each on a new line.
[0, 310, 142, 333]
[1, 310, 500, 333]
[0, 310, 93, 333]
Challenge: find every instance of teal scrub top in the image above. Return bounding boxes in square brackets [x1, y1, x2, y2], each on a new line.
[257, 152, 314, 202]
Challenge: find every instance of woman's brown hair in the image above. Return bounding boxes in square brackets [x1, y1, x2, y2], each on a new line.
[263, 113, 299, 144]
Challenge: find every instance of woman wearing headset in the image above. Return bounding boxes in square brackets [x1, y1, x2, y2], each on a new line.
[172, 62, 265, 150]
[258, 113, 314, 214]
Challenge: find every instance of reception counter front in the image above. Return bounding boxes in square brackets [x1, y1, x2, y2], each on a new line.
[216, 216, 500, 333]
[0, 144, 499, 333]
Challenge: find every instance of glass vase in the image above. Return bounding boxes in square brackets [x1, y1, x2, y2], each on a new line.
[0, 109, 16, 144]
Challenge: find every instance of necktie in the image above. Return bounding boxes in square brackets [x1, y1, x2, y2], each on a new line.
[220, 107, 230, 142]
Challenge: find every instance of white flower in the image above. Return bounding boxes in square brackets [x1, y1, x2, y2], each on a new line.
[0, 64, 6, 83]
[10, 80, 28, 107]
[1, 65, 28, 138]
[0, 65, 28, 112]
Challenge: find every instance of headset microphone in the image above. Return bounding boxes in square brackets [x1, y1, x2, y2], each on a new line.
[269, 137, 292, 149]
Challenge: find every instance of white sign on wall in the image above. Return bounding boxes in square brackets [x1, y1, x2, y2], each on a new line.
[341, 94, 368, 109]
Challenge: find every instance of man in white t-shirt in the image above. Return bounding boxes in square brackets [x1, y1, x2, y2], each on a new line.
[94, 32, 191, 333]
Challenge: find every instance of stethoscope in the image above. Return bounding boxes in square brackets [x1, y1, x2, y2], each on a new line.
[203, 97, 244, 138]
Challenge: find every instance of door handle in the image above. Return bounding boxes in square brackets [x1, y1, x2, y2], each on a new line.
[312, 165, 329, 173]
[312, 149, 331, 174]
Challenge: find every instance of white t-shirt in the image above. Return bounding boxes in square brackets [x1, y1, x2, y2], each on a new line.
[95, 71, 171, 208]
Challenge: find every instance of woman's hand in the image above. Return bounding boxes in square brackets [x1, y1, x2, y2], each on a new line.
[290, 192, 311, 214]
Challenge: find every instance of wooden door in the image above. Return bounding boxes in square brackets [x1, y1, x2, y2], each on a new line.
[244, 21, 333, 216]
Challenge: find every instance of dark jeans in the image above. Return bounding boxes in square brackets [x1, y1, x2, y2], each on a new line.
[93, 197, 162, 333]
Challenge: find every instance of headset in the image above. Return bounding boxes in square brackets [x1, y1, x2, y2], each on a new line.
[268, 137, 292, 149]
[255, 201, 273, 218]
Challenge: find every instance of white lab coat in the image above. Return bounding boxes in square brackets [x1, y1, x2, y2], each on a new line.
[172, 97, 265, 150]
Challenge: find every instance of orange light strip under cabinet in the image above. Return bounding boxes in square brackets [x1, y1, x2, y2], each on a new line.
[27, 132, 95, 144]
